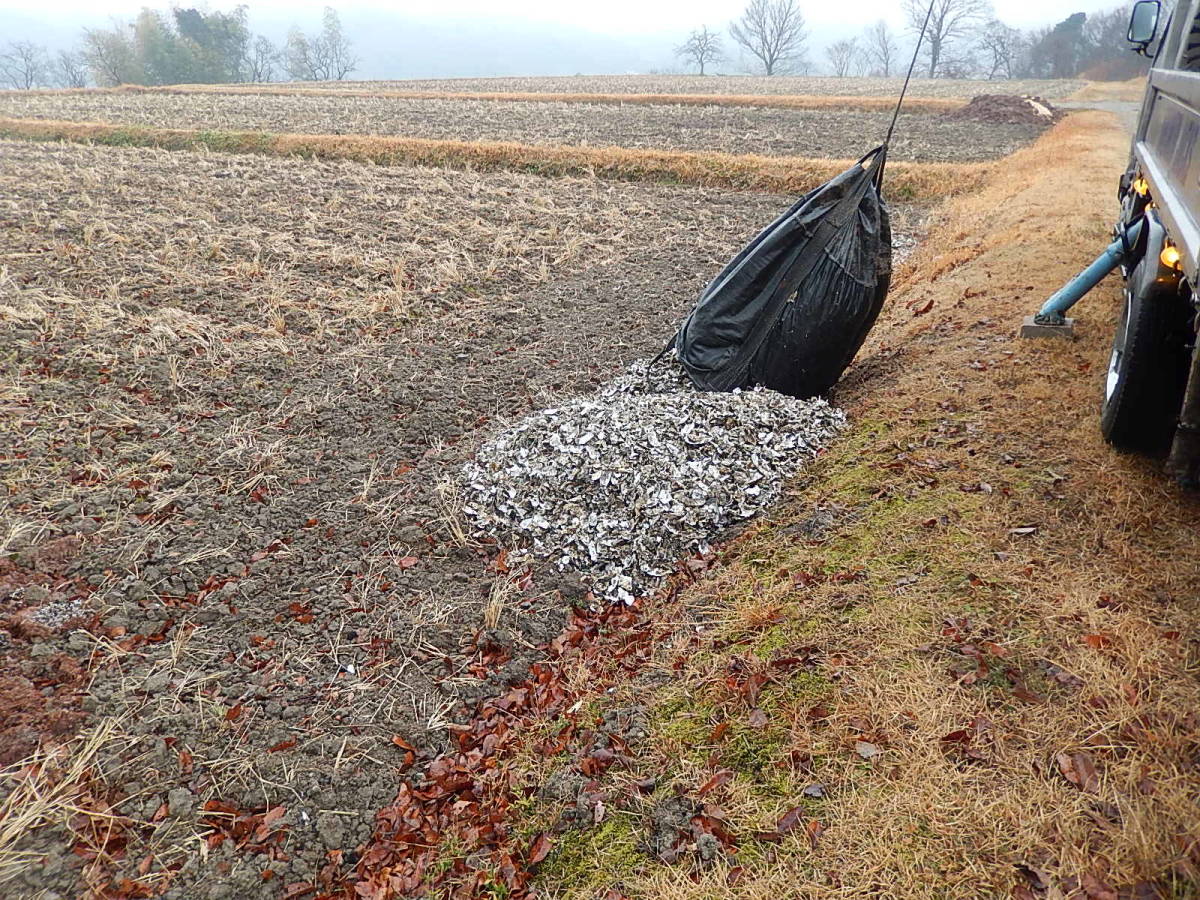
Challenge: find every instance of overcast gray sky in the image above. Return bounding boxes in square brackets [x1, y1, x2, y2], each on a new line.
[0, 0, 1135, 78]
[2, 0, 1129, 31]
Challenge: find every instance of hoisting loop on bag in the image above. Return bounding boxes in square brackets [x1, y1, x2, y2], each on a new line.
[665, 0, 940, 399]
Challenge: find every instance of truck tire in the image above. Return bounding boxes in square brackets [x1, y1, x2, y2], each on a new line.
[1100, 266, 1190, 453]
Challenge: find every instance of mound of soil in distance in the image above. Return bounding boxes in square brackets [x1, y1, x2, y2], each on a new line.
[944, 94, 1063, 127]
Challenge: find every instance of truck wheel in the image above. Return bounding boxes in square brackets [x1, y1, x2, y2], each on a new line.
[1100, 270, 1190, 453]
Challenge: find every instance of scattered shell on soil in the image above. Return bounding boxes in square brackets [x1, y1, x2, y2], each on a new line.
[27, 597, 86, 628]
[463, 358, 845, 604]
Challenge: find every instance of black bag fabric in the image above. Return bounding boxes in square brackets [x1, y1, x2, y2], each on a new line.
[673, 146, 892, 399]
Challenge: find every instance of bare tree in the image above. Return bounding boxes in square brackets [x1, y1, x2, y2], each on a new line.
[826, 38, 859, 77]
[675, 26, 724, 75]
[320, 7, 357, 80]
[0, 41, 49, 89]
[52, 49, 88, 88]
[1081, 5, 1150, 79]
[246, 35, 277, 82]
[286, 8, 357, 81]
[862, 20, 899, 76]
[285, 29, 318, 80]
[729, 0, 808, 76]
[1084, 5, 1137, 56]
[979, 19, 1023, 79]
[81, 25, 137, 86]
[936, 48, 981, 77]
[902, 0, 990, 78]
[1026, 11, 1088, 78]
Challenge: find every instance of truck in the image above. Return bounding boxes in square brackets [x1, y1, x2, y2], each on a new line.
[1101, 0, 1200, 482]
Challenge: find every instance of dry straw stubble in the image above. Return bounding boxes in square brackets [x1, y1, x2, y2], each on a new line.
[0, 116, 990, 201]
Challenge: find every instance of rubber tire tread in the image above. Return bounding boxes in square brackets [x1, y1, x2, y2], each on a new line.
[1100, 279, 1190, 453]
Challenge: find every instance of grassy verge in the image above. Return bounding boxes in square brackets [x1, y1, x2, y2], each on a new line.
[498, 110, 1200, 899]
[0, 116, 989, 200]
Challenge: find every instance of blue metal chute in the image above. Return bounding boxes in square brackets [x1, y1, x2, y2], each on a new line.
[1037, 218, 1145, 324]
[1022, 217, 1145, 337]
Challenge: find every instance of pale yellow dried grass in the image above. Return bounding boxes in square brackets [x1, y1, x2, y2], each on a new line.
[1068, 78, 1148, 102]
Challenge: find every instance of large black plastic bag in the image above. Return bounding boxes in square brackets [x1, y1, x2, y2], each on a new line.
[673, 146, 892, 399]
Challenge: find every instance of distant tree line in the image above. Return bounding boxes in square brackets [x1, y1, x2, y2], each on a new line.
[675, 0, 1151, 80]
[0, 4, 357, 89]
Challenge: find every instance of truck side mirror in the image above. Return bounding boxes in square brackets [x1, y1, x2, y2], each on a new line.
[1127, 0, 1160, 51]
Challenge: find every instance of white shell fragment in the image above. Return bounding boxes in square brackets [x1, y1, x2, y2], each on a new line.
[462, 357, 846, 604]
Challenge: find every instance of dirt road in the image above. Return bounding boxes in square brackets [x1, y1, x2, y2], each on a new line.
[1057, 98, 1141, 132]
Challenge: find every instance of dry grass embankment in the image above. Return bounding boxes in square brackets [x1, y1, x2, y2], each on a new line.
[0, 116, 990, 200]
[483, 110, 1200, 899]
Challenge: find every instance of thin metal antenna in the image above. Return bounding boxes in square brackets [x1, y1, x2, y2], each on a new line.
[885, 0, 936, 148]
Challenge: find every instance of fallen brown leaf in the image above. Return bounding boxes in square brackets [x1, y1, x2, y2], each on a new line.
[1080, 871, 1117, 900]
[777, 806, 804, 834]
[806, 818, 826, 848]
[261, 806, 286, 827]
[698, 770, 733, 797]
[1057, 750, 1100, 793]
[528, 832, 552, 865]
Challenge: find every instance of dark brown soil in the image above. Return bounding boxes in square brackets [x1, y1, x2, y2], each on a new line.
[0, 136, 927, 898]
[945, 94, 1064, 127]
[0, 538, 92, 767]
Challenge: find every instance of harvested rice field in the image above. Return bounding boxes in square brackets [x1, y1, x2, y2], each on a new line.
[0, 91, 1041, 162]
[296, 74, 1087, 99]
[0, 135, 925, 898]
[1, 71, 1197, 900]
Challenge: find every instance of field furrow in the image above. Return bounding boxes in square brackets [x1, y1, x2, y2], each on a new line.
[0, 117, 992, 201]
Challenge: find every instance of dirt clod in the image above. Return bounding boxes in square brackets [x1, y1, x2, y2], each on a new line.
[646, 795, 700, 861]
